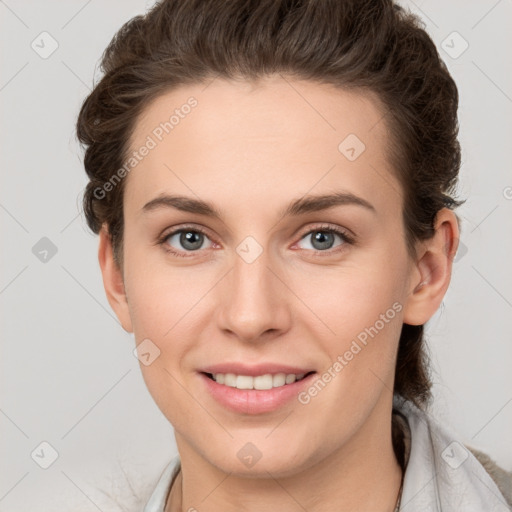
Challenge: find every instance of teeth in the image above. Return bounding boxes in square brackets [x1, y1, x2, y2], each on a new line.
[211, 372, 308, 390]
[285, 374, 296, 384]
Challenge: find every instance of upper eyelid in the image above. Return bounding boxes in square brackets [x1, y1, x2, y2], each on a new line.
[160, 223, 215, 241]
[299, 224, 351, 237]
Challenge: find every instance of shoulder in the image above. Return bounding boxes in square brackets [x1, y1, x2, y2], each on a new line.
[393, 396, 512, 511]
[467, 446, 512, 509]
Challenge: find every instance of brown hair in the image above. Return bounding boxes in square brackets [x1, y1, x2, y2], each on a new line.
[76, 0, 462, 411]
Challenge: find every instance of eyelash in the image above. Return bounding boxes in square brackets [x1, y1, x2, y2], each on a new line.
[157, 223, 355, 258]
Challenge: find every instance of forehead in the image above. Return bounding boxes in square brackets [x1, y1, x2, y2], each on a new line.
[125, 75, 402, 219]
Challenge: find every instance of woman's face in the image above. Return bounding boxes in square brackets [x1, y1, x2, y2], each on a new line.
[110, 75, 421, 476]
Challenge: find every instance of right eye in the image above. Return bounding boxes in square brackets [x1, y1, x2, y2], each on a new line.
[159, 226, 215, 257]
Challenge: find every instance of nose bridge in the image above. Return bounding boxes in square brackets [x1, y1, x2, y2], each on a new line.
[217, 239, 289, 341]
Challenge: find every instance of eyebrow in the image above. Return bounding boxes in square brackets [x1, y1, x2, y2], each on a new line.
[141, 191, 376, 219]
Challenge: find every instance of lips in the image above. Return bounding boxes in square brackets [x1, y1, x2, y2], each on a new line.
[198, 362, 317, 414]
[199, 371, 317, 414]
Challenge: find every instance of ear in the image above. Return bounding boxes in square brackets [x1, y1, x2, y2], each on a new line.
[402, 208, 460, 326]
[98, 226, 133, 332]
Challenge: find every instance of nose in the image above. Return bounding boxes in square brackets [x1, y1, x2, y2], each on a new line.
[216, 245, 292, 343]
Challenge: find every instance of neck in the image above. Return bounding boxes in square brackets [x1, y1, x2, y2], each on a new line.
[166, 402, 403, 512]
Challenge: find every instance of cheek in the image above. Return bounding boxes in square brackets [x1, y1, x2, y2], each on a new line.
[294, 269, 404, 432]
[288, 250, 407, 384]
[122, 238, 213, 341]
[293, 261, 405, 340]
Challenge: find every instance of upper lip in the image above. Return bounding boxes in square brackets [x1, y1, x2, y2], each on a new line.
[200, 363, 316, 377]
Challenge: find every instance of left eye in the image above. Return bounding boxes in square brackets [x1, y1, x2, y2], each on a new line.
[296, 229, 346, 251]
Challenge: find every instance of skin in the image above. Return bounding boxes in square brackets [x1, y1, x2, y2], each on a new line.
[98, 75, 459, 512]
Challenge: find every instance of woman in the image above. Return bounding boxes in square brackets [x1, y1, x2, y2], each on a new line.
[76, 0, 511, 510]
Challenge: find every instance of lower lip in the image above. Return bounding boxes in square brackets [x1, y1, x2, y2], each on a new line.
[199, 372, 316, 414]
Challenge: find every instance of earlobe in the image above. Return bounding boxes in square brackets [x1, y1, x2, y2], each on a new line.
[98, 226, 133, 332]
[402, 209, 460, 326]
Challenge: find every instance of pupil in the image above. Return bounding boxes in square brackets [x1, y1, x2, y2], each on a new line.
[312, 231, 333, 250]
[181, 231, 203, 250]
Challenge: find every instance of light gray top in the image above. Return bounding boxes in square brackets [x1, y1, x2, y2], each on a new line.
[144, 397, 511, 511]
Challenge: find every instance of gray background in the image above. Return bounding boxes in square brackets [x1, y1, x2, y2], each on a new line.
[1, 0, 511, 510]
